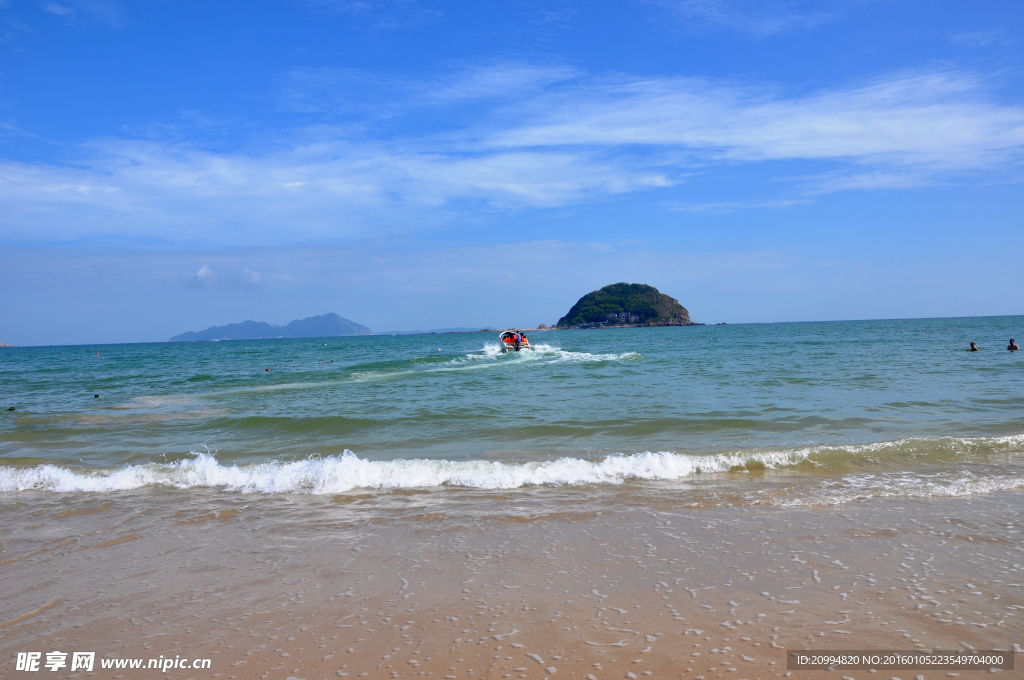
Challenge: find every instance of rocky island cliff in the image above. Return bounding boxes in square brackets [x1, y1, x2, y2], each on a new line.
[556, 283, 698, 328]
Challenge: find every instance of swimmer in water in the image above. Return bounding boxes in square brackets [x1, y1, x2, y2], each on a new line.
[968, 341, 979, 352]
[1010, 339, 1020, 351]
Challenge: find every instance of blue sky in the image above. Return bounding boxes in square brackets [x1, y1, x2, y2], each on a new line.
[1, 0, 1022, 344]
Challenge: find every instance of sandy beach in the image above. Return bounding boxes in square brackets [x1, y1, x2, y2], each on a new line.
[2, 489, 1021, 679]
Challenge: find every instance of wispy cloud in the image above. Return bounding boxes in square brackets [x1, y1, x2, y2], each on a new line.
[649, 0, 856, 36]
[0, 10, 32, 45]
[300, 0, 442, 31]
[278, 62, 579, 116]
[482, 70, 1024, 169]
[665, 196, 810, 213]
[238, 268, 262, 286]
[41, 3, 74, 17]
[950, 30, 1007, 48]
[38, 0, 126, 27]
[1, 64, 1023, 245]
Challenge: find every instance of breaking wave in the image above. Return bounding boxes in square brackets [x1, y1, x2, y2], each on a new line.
[2, 434, 1022, 497]
[0, 449, 804, 494]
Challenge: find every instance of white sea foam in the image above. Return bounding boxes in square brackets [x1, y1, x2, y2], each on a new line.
[3, 435, 1022, 499]
[351, 344, 640, 382]
[468, 343, 640, 364]
[0, 449, 804, 494]
[780, 471, 1024, 506]
[226, 381, 331, 393]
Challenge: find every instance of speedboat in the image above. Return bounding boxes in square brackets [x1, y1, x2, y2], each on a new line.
[499, 330, 531, 351]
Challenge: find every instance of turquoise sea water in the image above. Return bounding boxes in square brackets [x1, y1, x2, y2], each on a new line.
[1, 316, 1023, 505]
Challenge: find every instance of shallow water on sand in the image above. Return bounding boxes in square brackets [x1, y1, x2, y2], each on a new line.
[1, 491, 1021, 680]
[2, 316, 1024, 508]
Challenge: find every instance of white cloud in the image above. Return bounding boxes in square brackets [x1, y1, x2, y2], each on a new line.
[41, 3, 75, 17]
[186, 264, 216, 287]
[0, 65, 1022, 245]
[483, 70, 1024, 170]
[239, 268, 262, 286]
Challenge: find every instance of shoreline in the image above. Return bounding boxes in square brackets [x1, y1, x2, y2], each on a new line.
[2, 491, 1020, 679]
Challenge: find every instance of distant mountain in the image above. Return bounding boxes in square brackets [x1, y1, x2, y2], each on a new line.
[170, 313, 372, 342]
[557, 283, 696, 327]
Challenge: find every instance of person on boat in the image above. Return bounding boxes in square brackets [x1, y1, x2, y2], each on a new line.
[520, 332, 528, 345]
[514, 331, 522, 350]
[968, 341, 979, 352]
[1010, 339, 1020, 351]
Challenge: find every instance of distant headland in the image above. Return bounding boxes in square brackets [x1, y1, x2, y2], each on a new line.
[170, 313, 372, 342]
[556, 283, 701, 329]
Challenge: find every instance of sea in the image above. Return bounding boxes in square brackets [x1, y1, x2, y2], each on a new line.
[2, 315, 1022, 511]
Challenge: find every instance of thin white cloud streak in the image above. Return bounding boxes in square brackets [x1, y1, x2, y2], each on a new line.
[300, 0, 443, 30]
[950, 30, 1007, 48]
[38, 0, 126, 27]
[1, 66, 1023, 245]
[280, 63, 581, 115]
[649, 0, 855, 36]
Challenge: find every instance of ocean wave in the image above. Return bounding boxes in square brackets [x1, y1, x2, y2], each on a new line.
[787, 434, 1024, 468]
[0, 449, 806, 494]
[3, 434, 1022, 497]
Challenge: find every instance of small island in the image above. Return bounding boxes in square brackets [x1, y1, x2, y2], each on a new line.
[556, 283, 701, 328]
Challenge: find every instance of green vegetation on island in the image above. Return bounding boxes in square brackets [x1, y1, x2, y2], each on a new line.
[556, 283, 696, 327]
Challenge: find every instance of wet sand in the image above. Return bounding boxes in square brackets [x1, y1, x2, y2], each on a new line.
[1, 490, 1021, 680]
